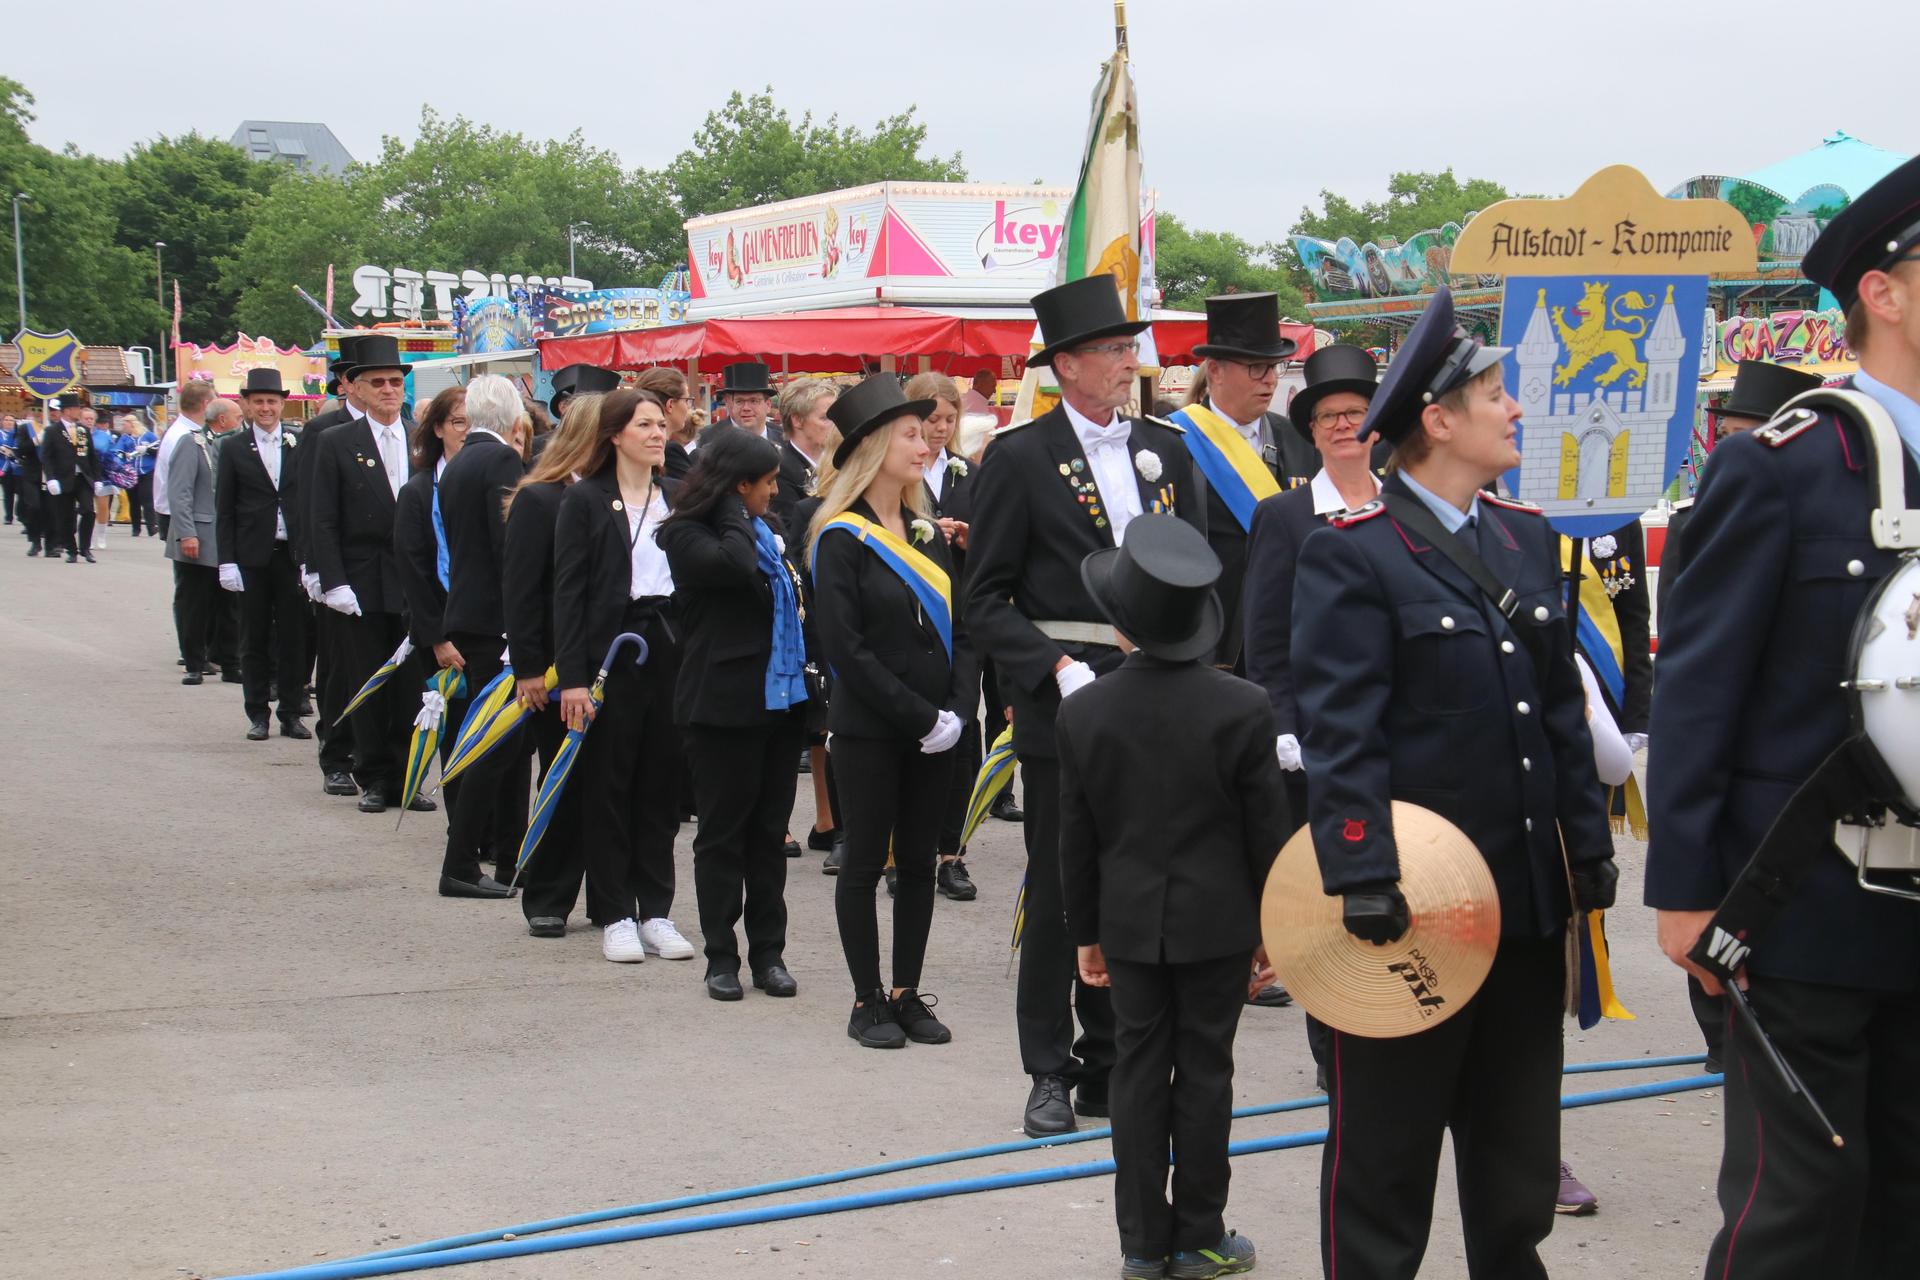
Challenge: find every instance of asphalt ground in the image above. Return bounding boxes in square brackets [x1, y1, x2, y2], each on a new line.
[2, 524, 1728, 1278]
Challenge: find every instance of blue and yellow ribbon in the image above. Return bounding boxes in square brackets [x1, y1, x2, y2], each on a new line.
[1170, 403, 1281, 532]
[1576, 909, 1634, 1027]
[813, 513, 953, 660]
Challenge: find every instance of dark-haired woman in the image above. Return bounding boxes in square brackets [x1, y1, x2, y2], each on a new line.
[658, 428, 810, 1001]
[553, 389, 695, 965]
[808, 376, 972, 1048]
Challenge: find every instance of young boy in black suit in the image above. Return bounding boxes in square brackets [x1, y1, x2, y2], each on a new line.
[1057, 514, 1291, 1280]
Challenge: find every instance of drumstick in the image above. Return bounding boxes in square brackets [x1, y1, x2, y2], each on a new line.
[1725, 981, 1844, 1148]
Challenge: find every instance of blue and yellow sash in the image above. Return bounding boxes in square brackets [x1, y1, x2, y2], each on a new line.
[813, 513, 953, 660]
[1170, 404, 1281, 532]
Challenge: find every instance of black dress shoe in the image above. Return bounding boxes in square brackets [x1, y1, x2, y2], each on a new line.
[181, 672, 204, 686]
[358, 790, 389, 814]
[246, 718, 270, 741]
[990, 793, 1024, 823]
[323, 771, 359, 796]
[1074, 1088, 1110, 1119]
[937, 859, 977, 901]
[407, 794, 437, 813]
[752, 964, 798, 997]
[222, 669, 244, 684]
[295, 700, 315, 717]
[783, 835, 803, 859]
[26, 544, 39, 556]
[65, 551, 77, 563]
[279, 719, 312, 740]
[822, 838, 845, 875]
[1246, 983, 1293, 1008]
[527, 916, 566, 938]
[706, 972, 744, 1002]
[81, 550, 95, 563]
[438, 873, 515, 899]
[806, 826, 840, 852]
[1023, 1074, 1076, 1137]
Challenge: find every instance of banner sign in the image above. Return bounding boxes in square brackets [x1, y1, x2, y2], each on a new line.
[529, 286, 691, 340]
[350, 266, 595, 322]
[1715, 307, 1855, 378]
[176, 334, 327, 399]
[10, 328, 83, 400]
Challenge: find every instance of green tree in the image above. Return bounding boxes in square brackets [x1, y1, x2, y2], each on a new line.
[1154, 212, 1308, 316]
[223, 169, 390, 343]
[1290, 169, 1514, 249]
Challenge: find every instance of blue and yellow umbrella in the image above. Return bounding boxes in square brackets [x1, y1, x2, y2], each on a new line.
[960, 726, 1018, 851]
[441, 663, 559, 787]
[341, 636, 415, 720]
[398, 665, 466, 816]
[509, 633, 648, 888]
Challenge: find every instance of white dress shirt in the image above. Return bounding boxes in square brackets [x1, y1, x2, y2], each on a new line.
[1207, 398, 1266, 451]
[924, 449, 949, 502]
[1063, 398, 1143, 542]
[1308, 467, 1381, 516]
[152, 419, 198, 516]
[253, 424, 288, 540]
[367, 415, 407, 496]
[626, 488, 675, 599]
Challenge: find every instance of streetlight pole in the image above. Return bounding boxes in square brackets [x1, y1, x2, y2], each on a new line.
[11, 193, 27, 334]
[154, 241, 167, 383]
[568, 223, 577, 278]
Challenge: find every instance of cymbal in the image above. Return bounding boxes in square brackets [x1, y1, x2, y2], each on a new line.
[1262, 801, 1500, 1038]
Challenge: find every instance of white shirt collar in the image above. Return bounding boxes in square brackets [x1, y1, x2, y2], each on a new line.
[1062, 396, 1126, 443]
[346, 403, 366, 420]
[1208, 398, 1266, 446]
[367, 414, 403, 434]
[1308, 467, 1379, 515]
[789, 438, 821, 469]
[434, 455, 448, 481]
[253, 423, 281, 445]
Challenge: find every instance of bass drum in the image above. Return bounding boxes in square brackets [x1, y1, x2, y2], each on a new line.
[1839, 551, 1920, 894]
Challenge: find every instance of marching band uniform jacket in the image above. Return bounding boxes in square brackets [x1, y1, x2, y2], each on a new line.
[1291, 473, 1613, 938]
[811, 498, 975, 743]
[964, 405, 1204, 759]
[215, 427, 299, 569]
[307, 419, 406, 617]
[1645, 390, 1920, 990]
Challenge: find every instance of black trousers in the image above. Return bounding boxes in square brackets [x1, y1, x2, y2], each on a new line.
[239, 544, 307, 723]
[314, 608, 356, 776]
[439, 632, 533, 884]
[831, 734, 955, 996]
[684, 714, 805, 976]
[47, 484, 78, 552]
[1321, 934, 1564, 1280]
[334, 609, 414, 794]
[1704, 977, 1920, 1279]
[157, 510, 170, 542]
[1109, 951, 1249, 1259]
[72, 486, 95, 551]
[566, 614, 680, 923]
[520, 702, 606, 923]
[173, 561, 220, 671]
[935, 707, 982, 856]
[1017, 755, 1115, 1091]
[17, 484, 43, 548]
[2, 473, 16, 523]
[128, 474, 156, 534]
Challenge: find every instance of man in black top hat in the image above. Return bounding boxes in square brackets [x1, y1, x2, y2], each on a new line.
[1292, 284, 1614, 1279]
[966, 273, 1207, 1138]
[1647, 153, 1920, 1280]
[1060, 514, 1286, 1279]
[215, 368, 310, 742]
[1180, 292, 1300, 672]
[700, 361, 784, 449]
[39, 395, 98, 563]
[546, 362, 621, 420]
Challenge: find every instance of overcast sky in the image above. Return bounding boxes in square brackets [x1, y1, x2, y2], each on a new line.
[8, 0, 1911, 247]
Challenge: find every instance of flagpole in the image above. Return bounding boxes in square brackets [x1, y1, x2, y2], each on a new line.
[1114, 0, 1128, 54]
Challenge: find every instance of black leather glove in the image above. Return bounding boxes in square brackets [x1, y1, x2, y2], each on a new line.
[1570, 858, 1619, 913]
[1342, 883, 1410, 946]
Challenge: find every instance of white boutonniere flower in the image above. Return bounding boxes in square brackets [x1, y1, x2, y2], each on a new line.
[947, 456, 968, 478]
[910, 518, 936, 546]
[1591, 534, 1617, 560]
[284, 433, 298, 448]
[1134, 449, 1162, 482]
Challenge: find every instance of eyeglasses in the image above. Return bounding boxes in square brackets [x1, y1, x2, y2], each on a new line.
[1229, 360, 1283, 380]
[361, 376, 405, 389]
[1072, 339, 1140, 358]
[1313, 408, 1368, 427]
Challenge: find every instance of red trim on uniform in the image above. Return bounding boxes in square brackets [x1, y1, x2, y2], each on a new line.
[1328, 1030, 1343, 1280]
[1388, 517, 1423, 554]
[1721, 1034, 1764, 1277]
[1485, 508, 1520, 550]
[1833, 417, 1859, 472]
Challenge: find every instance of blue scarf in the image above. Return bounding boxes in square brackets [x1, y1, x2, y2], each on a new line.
[431, 479, 450, 591]
[753, 516, 808, 712]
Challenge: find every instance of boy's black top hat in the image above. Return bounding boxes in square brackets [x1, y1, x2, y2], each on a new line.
[547, 364, 621, 416]
[1029, 275, 1151, 368]
[1358, 286, 1511, 446]
[1722, 359, 1823, 422]
[1193, 292, 1299, 363]
[1802, 152, 1920, 310]
[1287, 344, 1380, 442]
[1080, 514, 1224, 663]
[825, 374, 935, 468]
[719, 361, 774, 396]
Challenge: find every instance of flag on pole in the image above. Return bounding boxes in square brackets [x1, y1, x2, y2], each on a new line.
[324, 264, 335, 322]
[171, 281, 182, 346]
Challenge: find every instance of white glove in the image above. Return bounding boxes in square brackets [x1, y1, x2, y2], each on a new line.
[1623, 733, 1649, 753]
[1276, 734, 1304, 772]
[218, 563, 244, 593]
[919, 709, 964, 755]
[45, 479, 60, 496]
[1053, 660, 1097, 699]
[323, 585, 362, 616]
[301, 569, 324, 602]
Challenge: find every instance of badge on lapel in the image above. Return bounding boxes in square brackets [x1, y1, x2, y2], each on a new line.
[1059, 459, 1108, 531]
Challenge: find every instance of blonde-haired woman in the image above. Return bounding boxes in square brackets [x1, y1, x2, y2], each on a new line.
[809, 375, 974, 1048]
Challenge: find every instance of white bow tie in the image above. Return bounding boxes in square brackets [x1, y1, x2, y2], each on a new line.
[1081, 421, 1131, 452]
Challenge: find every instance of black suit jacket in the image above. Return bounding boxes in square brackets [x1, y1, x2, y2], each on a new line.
[811, 498, 974, 742]
[393, 467, 446, 649]
[1058, 654, 1290, 963]
[769, 440, 819, 534]
[551, 470, 678, 690]
[1291, 474, 1613, 939]
[1646, 391, 1920, 990]
[1185, 408, 1295, 667]
[1243, 481, 1341, 738]
[964, 405, 1205, 758]
[1654, 499, 1692, 628]
[288, 406, 351, 566]
[503, 481, 564, 678]
[438, 432, 523, 638]
[12, 422, 42, 485]
[38, 422, 96, 489]
[664, 439, 692, 481]
[215, 427, 298, 568]
[1582, 520, 1652, 733]
[308, 418, 405, 615]
[657, 495, 796, 729]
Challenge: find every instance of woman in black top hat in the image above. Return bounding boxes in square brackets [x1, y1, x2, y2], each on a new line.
[657, 428, 810, 1001]
[552, 389, 697, 964]
[808, 375, 973, 1048]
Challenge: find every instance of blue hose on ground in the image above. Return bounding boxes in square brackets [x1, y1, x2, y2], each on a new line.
[340, 1052, 1707, 1265]
[225, 1069, 1722, 1280]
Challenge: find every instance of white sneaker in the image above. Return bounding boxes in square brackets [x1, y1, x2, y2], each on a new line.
[639, 917, 695, 960]
[602, 919, 645, 963]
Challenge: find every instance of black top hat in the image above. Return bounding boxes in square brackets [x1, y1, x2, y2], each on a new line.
[241, 368, 289, 397]
[326, 334, 367, 396]
[348, 334, 407, 379]
[1358, 287, 1511, 446]
[826, 374, 935, 468]
[547, 364, 621, 416]
[1080, 514, 1224, 662]
[1287, 344, 1381, 443]
[1722, 359, 1823, 422]
[1193, 292, 1300, 363]
[1029, 275, 1151, 368]
[720, 361, 775, 396]
[1802, 153, 1920, 310]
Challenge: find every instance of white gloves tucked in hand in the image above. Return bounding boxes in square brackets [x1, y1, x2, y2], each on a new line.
[218, 564, 244, 593]
[45, 480, 61, 496]
[1275, 734, 1303, 772]
[919, 709, 964, 755]
[1054, 660, 1096, 699]
[323, 585, 362, 616]
[302, 570, 324, 603]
